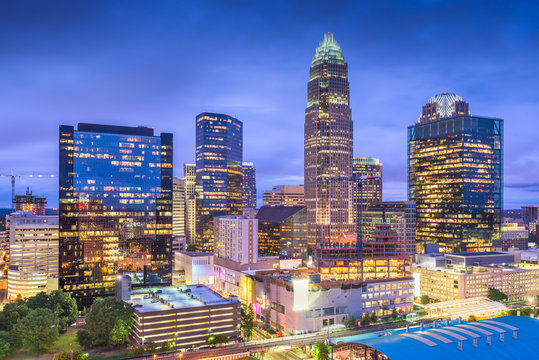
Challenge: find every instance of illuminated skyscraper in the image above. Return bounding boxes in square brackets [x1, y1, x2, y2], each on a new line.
[14, 188, 46, 215]
[184, 163, 196, 245]
[172, 177, 185, 237]
[195, 113, 243, 252]
[59, 123, 173, 308]
[305, 33, 354, 246]
[408, 93, 503, 253]
[352, 157, 383, 219]
[242, 162, 257, 209]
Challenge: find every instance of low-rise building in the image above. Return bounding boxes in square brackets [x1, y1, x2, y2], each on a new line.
[128, 285, 240, 350]
[174, 251, 214, 285]
[251, 270, 413, 333]
[495, 222, 529, 250]
[214, 215, 258, 265]
[414, 252, 539, 301]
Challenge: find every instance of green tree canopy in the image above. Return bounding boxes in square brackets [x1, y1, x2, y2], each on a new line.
[0, 338, 9, 360]
[161, 341, 172, 352]
[312, 341, 329, 360]
[240, 305, 255, 339]
[487, 288, 508, 302]
[0, 300, 29, 332]
[84, 297, 134, 347]
[420, 295, 430, 305]
[26, 291, 78, 331]
[13, 308, 59, 354]
[145, 341, 157, 354]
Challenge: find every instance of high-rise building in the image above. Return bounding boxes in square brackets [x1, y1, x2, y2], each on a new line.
[59, 123, 173, 308]
[256, 205, 307, 259]
[214, 215, 257, 265]
[263, 185, 305, 207]
[408, 93, 503, 253]
[14, 188, 46, 215]
[361, 201, 416, 255]
[172, 178, 185, 237]
[184, 164, 196, 245]
[521, 206, 539, 230]
[352, 157, 383, 219]
[7, 211, 58, 301]
[304, 33, 354, 246]
[242, 162, 257, 209]
[195, 113, 243, 252]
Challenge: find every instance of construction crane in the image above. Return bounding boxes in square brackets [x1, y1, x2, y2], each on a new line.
[0, 170, 57, 211]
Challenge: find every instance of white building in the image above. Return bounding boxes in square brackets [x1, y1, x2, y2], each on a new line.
[174, 251, 214, 285]
[214, 215, 258, 265]
[172, 177, 185, 237]
[7, 211, 59, 300]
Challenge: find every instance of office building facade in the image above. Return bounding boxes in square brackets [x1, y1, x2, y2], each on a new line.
[183, 164, 196, 245]
[305, 33, 354, 246]
[214, 215, 257, 265]
[242, 162, 257, 209]
[361, 201, 416, 255]
[172, 177, 185, 237]
[408, 93, 503, 253]
[195, 113, 243, 252]
[59, 123, 173, 308]
[7, 211, 58, 300]
[263, 185, 305, 207]
[352, 157, 383, 218]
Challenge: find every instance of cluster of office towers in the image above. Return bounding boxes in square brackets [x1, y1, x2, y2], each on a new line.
[50, 33, 504, 308]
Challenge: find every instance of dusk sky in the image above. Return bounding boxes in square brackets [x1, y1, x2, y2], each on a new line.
[1, 0, 539, 208]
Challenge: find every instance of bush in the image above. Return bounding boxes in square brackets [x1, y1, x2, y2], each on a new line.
[132, 347, 145, 356]
[467, 315, 477, 322]
[161, 341, 172, 352]
[0, 339, 9, 360]
[487, 288, 508, 302]
[54, 351, 87, 360]
[145, 341, 157, 354]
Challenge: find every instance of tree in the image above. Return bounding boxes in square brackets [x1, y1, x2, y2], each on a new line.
[467, 315, 477, 322]
[343, 316, 349, 328]
[13, 308, 59, 354]
[487, 288, 508, 302]
[349, 315, 357, 328]
[186, 244, 197, 252]
[391, 308, 398, 320]
[84, 297, 134, 347]
[370, 313, 378, 324]
[240, 305, 255, 339]
[0, 339, 9, 360]
[53, 351, 87, 360]
[420, 295, 430, 305]
[312, 341, 329, 360]
[26, 291, 78, 332]
[132, 347, 145, 356]
[145, 341, 157, 354]
[0, 300, 29, 332]
[519, 307, 534, 317]
[161, 341, 172, 352]
[77, 330, 93, 349]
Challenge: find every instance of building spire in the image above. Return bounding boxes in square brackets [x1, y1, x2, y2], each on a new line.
[312, 32, 345, 66]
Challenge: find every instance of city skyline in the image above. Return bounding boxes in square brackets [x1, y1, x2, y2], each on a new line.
[2, 1, 539, 208]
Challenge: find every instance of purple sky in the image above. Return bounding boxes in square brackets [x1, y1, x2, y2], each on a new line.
[1, 0, 539, 208]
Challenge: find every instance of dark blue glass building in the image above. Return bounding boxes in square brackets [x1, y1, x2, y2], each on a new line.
[59, 123, 173, 308]
[408, 94, 503, 253]
[242, 162, 257, 209]
[195, 112, 243, 252]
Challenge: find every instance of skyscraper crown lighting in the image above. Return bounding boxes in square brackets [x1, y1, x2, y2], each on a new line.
[312, 32, 345, 65]
[419, 92, 470, 123]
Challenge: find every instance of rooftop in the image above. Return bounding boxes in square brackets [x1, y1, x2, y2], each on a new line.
[77, 123, 155, 136]
[256, 205, 305, 223]
[129, 285, 235, 313]
[339, 316, 538, 360]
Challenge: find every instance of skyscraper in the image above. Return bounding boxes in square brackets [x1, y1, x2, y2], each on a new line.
[305, 33, 354, 246]
[184, 163, 196, 245]
[172, 177, 185, 237]
[195, 113, 243, 252]
[408, 93, 503, 253]
[59, 123, 173, 308]
[352, 157, 383, 218]
[242, 162, 257, 209]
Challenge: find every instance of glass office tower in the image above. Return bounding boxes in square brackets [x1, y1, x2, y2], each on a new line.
[408, 94, 503, 253]
[59, 123, 173, 308]
[242, 162, 257, 209]
[195, 112, 243, 252]
[352, 157, 383, 221]
[305, 33, 354, 247]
